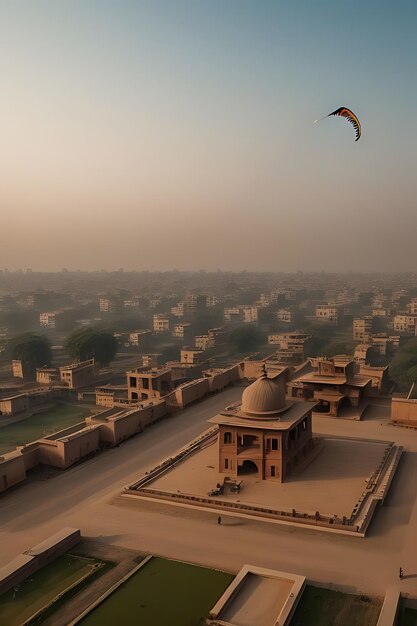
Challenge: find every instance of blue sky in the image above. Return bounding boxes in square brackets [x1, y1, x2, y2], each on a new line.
[1, 1, 416, 271]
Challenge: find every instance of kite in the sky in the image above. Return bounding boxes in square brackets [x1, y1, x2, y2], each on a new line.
[314, 107, 361, 141]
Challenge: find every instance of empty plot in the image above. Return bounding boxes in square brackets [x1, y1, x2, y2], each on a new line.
[219, 573, 293, 626]
[290, 585, 381, 626]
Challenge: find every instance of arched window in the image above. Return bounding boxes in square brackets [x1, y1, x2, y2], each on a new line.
[224, 432, 232, 444]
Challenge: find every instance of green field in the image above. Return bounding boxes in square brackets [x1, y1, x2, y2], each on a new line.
[0, 554, 101, 626]
[0, 404, 90, 454]
[290, 585, 381, 626]
[79, 557, 234, 626]
[399, 606, 417, 626]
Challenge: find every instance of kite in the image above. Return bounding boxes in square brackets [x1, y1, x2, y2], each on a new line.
[314, 107, 361, 141]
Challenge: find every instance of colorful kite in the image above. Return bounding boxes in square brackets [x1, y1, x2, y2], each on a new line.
[314, 107, 361, 141]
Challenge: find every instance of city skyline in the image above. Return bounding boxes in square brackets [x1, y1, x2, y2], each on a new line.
[2, 1, 417, 272]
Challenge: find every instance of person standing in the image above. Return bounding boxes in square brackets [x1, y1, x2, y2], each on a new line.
[217, 516, 222, 525]
[399, 568, 404, 580]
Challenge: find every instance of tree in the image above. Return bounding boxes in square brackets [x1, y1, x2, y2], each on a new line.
[64, 327, 118, 366]
[6, 332, 52, 367]
[229, 325, 264, 353]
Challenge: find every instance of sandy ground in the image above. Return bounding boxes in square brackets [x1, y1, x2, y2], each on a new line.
[219, 573, 293, 626]
[148, 436, 388, 517]
[1, 394, 417, 602]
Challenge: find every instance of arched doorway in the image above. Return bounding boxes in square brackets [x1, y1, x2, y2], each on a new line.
[238, 460, 258, 476]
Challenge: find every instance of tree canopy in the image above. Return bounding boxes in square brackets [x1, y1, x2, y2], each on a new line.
[229, 325, 264, 353]
[64, 327, 118, 366]
[389, 339, 417, 390]
[6, 332, 52, 367]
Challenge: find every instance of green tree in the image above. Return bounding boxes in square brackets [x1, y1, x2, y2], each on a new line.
[229, 325, 264, 353]
[64, 327, 118, 366]
[6, 332, 52, 367]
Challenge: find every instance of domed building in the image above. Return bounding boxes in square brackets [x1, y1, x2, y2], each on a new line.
[210, 370, 315, 483]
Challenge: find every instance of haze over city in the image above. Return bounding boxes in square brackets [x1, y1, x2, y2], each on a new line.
[2, 4, 417, 626]
[2, 0, 417, 272]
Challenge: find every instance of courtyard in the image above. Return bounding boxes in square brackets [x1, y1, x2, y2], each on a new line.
[142, 434, 390, 518]
[0, 404, 91, 455]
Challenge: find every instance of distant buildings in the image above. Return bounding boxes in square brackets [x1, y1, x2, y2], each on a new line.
[129, 330, 152, 348]
[315, 304, 344, 326]
[153, 314, 171, 332]
[353, 316, 375, 341]
[172, 323, 193, 342]
[268, 332, 313, 364]
[393, 314, 417, 334]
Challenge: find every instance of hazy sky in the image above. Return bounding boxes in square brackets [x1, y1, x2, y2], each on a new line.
[1, 1, 416, 272]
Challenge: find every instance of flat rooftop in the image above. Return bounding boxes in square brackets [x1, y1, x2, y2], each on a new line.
[209, 400, 313, 431]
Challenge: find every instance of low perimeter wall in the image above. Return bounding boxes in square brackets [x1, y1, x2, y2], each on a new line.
[0, 527, 81, 595]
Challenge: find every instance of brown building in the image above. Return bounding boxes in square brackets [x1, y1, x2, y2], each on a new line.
[12, 359, 36, 381]
[267, 332, 313, 364]
[180, 347, 204, 365]
[315, 304, 344, 326]
[153, 314, 171, 332]
[289, 356, 373, 418]
[36, 366, 60, 385]
[129, 330, 152, 348]
[353, 316, 375, 341]
[0, 394, 28, 416]
[60, 359, 97, 390]
[173, 323, 193, 342]
[127, 367, 173, 402]
[210, 372, 315, 483]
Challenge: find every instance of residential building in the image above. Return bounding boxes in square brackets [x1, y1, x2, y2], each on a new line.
[153, 314, 170, 332]
[315, 304, 344, 326]
[276, 308, 294, 324]
[39, 311, 64, 329]
[129, 330, 152, 348]
[393, 314, 417, 334]
[171, 302, 185, 317]
[180, 347, 204, 365]
[242, 306, 258, 323]
[0, 394, 28, 416]
[268, 332, 313, 364]
[353, 316, 374, 341]
[206, 295, 219, 308]
[127, 368, 173, 402]
[142, 354, 162, 368]
[195, 335, 211, 350]
[184, 294, 206, 314]
[60, 359, 97, 390]
[172, 323, 193, 342]
[36, 367, 60, 385]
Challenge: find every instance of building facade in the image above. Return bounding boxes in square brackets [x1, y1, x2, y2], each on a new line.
[210, 372, 315, 483]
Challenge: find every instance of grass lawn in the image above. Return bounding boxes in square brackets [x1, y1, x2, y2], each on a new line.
[79, 557, 234, 626]
[399, 606, 417, 626]
[0, 404, 90, 454]
[0, 554, 102, 626]
[290, 585, 381, 626]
